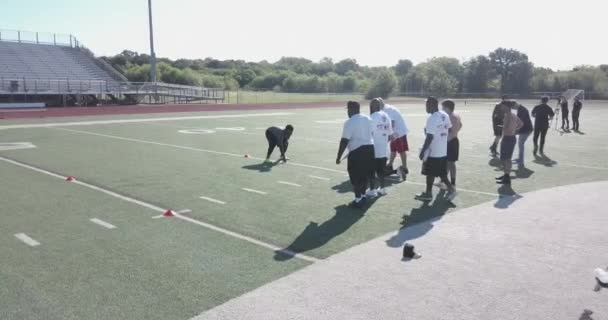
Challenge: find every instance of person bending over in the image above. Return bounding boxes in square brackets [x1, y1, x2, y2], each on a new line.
[265, 125, 294, 162]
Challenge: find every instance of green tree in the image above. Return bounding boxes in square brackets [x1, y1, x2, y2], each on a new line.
[394, 59, 413, 77]
[489, 48, 532, 94]
[335, 59, 359, 75]
[365, 70, 396, 99]
[463, 56, 492, 93]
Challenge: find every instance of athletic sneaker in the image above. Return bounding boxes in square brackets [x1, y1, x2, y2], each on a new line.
[446, 190, 458, 202]
[366, 189, 378, 198]
[496, 176, 511, 185]
[415, 192, 433, 201]
[377, 188, 388, 196]
[350, 197, 365, 208]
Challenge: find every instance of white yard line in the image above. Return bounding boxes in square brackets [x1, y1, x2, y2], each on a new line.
[461, 153, 608, 171]
[0, 112, 293, 130]
[0, 156, 314, 262]
[308, 175, 330, 181]
[51, 127, 499, 197]
[242, 188, 268, 195]
[278, 181, 302, 187]
[199, 196, 226, 205]
[14, 233, 40, 247]
[90, 218, 117, 229]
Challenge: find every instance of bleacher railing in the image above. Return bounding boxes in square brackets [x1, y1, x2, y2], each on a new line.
[0, 29, 80, 47]
[0, 78, 224, 100]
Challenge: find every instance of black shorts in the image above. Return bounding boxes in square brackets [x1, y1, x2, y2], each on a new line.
[347, 145, 375, 184]
[422, 157, 448, 177]
[447, 138, 459, 162]
[374, 157, 388, 177]
[500, 136, 517, 161]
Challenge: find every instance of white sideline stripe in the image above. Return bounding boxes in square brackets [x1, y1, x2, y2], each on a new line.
[278, 181, 302, 187]
[199, 196, 226, 205]
[177, 209, 193, 214]
[53, 127, 498, 197]
[172, 212, 319, 263]
[14, 233, 40, 247]
[308, 175, 330, 181]
[461, 153, 608, 171]
[0, 156, 313, 262]
[0, 112, 293, 130]
[90, 218, 117, 229]
[242, 188, 268, 195]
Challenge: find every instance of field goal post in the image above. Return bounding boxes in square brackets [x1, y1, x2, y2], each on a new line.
[560, 89, 585, 102]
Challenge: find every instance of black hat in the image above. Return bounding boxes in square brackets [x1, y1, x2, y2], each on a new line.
[402, 243, 421, 259]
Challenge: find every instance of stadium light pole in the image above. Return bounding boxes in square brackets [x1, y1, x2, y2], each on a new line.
[148, 0, 157, 83]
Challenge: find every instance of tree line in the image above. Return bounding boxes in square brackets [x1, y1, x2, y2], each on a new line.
[103, 49, 608, 99]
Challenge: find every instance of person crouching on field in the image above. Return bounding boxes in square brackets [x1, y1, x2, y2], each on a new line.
[265, 125, 294, 163]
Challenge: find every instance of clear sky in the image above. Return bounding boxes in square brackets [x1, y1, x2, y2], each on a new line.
[2, 0, 605, 70]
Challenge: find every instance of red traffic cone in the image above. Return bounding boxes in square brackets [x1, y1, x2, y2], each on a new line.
[163, 210, 175, 217]
[66, 176, 75, 182]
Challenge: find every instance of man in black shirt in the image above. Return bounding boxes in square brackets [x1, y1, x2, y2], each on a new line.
[489, 101, 504, 157]
[531, 96, 555, 156]
[265, 125, 294, 162]
[560, 97, 570, 130]
[516, 103, 533, 168]
[572, 98, 583, 131]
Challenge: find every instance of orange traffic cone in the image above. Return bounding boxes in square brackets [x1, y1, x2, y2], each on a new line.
[66, 176, 75, 182]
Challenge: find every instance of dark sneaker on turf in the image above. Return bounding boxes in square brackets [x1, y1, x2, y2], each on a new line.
[495, 175, 506, 180]
[399, 166, 409, 181]
[496, 176, 511, 185]
[415, 192, 433, 201]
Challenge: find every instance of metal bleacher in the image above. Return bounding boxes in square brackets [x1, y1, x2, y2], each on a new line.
[0, 29, 224, 106]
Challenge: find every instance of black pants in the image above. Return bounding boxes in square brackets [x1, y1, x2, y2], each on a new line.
[347, 145, 375, 198]
[265, 130, 287, 158]
[562, 112, 570, 129]
[572, 112, 580, 131]
[533, 126, 549, 152]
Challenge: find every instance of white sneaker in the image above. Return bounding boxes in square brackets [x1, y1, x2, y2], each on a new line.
[366, 189, 378, 198]
[446, 190, 458, 202]
[377, 188, 388, 196]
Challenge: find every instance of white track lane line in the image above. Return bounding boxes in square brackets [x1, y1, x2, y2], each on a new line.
[52, 127, 498, 197]
[90, 218, 117, 229]
[242, 188, 268, 195]
[0, 156, 315, 262]
[308, 175, 330, 181]
[0, 112, 294, 130]
[14, 233, 40, 247]
[199, 196, 226, 205]
[278, 181, 302, 187]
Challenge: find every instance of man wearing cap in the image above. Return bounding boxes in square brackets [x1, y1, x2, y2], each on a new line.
[336, 101, 375, 208]
[416, 97, 457, 202]
[532, 96, 555, 156]
[378, 98, 410, 181]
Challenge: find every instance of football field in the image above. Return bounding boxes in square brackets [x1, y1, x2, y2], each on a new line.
[1, 100, 607, 320]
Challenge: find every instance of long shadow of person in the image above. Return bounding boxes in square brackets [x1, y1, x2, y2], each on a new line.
[331, 178, 402, 194]
[494, 184, 523, 209]
[274, 201, 375, 261]
[515, 166, 535, 179]
[533, 154, 557, 167]
[242, 160, 280, 173]
[385, 191, 454, 249]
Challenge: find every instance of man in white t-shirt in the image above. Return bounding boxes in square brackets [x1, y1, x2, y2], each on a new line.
[416, 97, 457, 202]
[336, 101, 375, 208]
[368, 98, 393, 197]
[378, 98, 410, 181]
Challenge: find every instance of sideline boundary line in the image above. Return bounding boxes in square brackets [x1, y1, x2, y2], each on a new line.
[0, 156, 317, 262]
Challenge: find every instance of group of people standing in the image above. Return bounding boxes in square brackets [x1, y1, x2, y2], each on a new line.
[490, 96, 583, 185]
[336, 97, 461, 207]
[557, 96, 583, 131]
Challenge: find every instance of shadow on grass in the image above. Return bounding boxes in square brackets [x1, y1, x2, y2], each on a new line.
[533, 154, 557, 167]
[274, 200, 378, 261]
[494, 185, 523, 209]
[515, 166, 535, 179]
[242, 160, 281, 173]
[574, 130, 586, 135]
[331, 178, 402, 194]
[578, 309, 595, 320]
[488, 157, 503, 171]
[385, 190, 455, 249]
